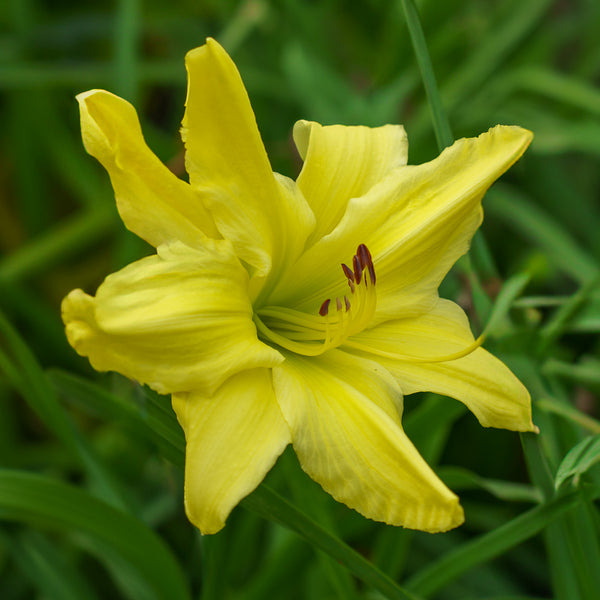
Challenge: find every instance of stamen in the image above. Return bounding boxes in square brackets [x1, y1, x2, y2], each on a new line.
[343, 335, 487, 363]
[255, 242, 485, 364]
[357, 244, 376, 285]
[353, 255, 363, 284]
[357, 243, 370, 268]
[342, 263, 354, 282]
[256, 244, 378, 356]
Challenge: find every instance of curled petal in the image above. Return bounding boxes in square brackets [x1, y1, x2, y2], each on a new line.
[78, 90, 218, 248]
[348, 299, 537, 432]
[183, 39, 314, 279]
[293, 120, 408, 246]
[271, 125, 532, 321]
[62, 240, 282, 396]
[273, 350, 464, 532]
[172, 369, 290, 534]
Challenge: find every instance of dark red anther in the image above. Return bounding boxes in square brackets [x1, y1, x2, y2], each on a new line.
[319, 299, 331, 316]
[342, 263, 355, 282]
[336, 297, 342, 312]
[352, 255, 363, 284]
[368, 263, 376, 284]
[357, 244, 371, 269]
[344, 296, 351, 311]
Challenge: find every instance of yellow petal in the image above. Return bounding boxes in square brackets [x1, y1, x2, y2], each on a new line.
[77, 90, 219, 247]
[182, 39, 314, 279]
[62, 240, 282, 396]
[293, 120, 408, 245]
[348, 299, 536, 432]
[273, 350, 464, 532]
[270, 126, 532, 323]
[172, 368, 290, 534]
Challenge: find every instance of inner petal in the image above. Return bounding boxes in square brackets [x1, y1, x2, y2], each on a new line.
[255, 244, 376, 356]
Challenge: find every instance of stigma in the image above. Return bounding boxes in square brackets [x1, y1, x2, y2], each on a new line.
[254, 244, 377, 356]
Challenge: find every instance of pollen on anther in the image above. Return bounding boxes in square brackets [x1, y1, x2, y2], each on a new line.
[336, 297, 342, 312]
[319, 299, 331, 316]
[344, 296, 351, 311]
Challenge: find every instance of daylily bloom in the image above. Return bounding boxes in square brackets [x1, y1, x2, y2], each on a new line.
[62, 38, 536, 535]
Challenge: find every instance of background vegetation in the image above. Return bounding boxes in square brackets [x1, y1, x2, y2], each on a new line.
[1, 0, 599, 598]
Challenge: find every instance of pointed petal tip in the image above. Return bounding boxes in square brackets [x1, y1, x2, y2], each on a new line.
[376, 480, 465, 533]
[292, 120, 318, 160]
[184, 36, 226, 66]
[76, 89, 132, 120]
[75, 89, 95, 105]
[184, 501, 226, 536]
[350, 485, 465, 533]
[409, 495, 465, 534]
[76, 88, 109, 104]
[485, 124, 534, 153]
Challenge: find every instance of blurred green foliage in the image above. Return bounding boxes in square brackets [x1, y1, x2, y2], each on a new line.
[1, 0, 599, 598]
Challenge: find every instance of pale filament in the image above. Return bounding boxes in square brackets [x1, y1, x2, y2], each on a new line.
[255, 242, 486, 362]
[255, 244, 377, 356]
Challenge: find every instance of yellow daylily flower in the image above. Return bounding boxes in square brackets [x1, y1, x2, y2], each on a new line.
[62, 38, 536, 535]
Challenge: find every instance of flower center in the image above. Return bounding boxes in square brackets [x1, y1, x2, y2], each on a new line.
[254, 244, 377, 356]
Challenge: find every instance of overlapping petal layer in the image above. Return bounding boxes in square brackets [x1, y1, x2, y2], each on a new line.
[172, 368, 290, 534]
[62, 240, 281, 396]
[293, 120, 408, 245]
[347, 299, 536, 431]
[78, 90, 219, 248]
[183, 39, 314, 281]
[273, 350, 464, 532]
[270, 126, 532, 324]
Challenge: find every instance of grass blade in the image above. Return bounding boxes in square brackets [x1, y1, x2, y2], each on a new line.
[405, 492, 581, 597]
[0, 469, 190, 600]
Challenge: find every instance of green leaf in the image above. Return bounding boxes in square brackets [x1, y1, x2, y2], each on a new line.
[404, 394, 467, 464]
[48, 369, 185, 468]
[538, 277, 600, 351]
[536, 397, 600, 434]
[0, 528, 100, 600]
[438, 466, 542, 503]
[486, 184, 598, 285]
[555, 434, 600, 490]
[0, 207, 116, 284]
[242, 485, 420, 600]
[0, 469, 190, 600]
[405, 492, 581, 597]
[0, 311, 129, 511]
[542, 358, 600, 389]
[482, 272, 530, 338]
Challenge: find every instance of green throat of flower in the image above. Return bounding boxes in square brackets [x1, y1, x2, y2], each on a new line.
[254, 244, 377, 357]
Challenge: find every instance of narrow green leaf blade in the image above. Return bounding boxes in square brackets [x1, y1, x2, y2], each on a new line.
[555, 434, 600, 490]
[242, 485, 420, 600]
[405, 492, 580, 597]
[1, 529, 100, 600]
[0, 469, 190, 600]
